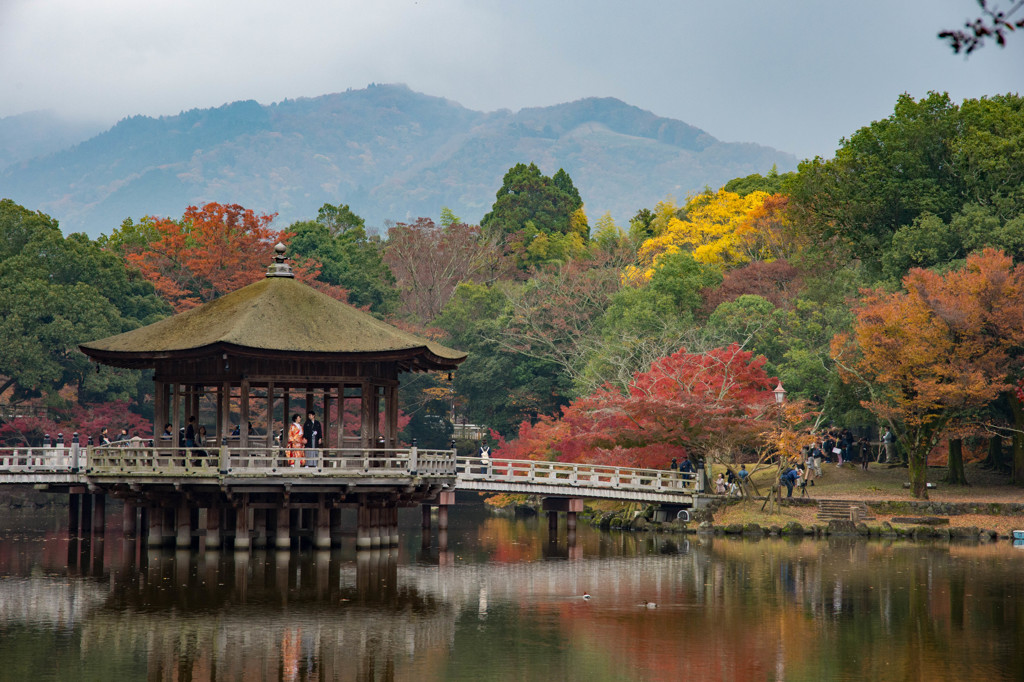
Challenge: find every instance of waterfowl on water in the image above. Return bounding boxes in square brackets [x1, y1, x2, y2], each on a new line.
[582, 593, 591, 600]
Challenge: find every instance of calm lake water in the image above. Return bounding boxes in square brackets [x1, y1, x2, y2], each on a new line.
[1, 502, 1023, 682]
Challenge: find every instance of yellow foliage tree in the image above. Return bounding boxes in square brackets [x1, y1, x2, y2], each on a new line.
[627, 189, 770, 283]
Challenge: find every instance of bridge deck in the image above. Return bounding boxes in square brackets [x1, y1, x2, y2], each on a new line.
[0, 447, 698, 504]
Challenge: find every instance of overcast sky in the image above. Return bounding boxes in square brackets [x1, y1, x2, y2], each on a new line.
[1, 0, 1021, 160]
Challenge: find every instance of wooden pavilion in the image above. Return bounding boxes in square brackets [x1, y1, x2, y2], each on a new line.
[81, 243, 465, 452]
[75, 244, 466, 551]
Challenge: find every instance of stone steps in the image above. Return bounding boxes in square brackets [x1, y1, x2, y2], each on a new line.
[817, 499, 875, 522]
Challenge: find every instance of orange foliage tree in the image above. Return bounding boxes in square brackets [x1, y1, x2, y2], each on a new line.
[832, 248, 1024, 498]
[126, 202, 343, 312]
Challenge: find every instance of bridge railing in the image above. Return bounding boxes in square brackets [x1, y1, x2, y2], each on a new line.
[0, 446, 79, 472]
[455, 457, 699, 493]
[85, 445, 458, 478]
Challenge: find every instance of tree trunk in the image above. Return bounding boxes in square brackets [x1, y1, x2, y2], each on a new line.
[908, 448, 929, 499]
[982, 435, 1004, 470]
[944, 438, 969, 485]
[1011, 393, 1024, 486]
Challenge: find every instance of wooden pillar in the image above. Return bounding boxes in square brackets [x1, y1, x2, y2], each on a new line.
[252, 508, 268, 549]
[122, 500, 137, 537]
[356, 499, 371, 550]
[153, 380, 165, 441]
[68, 493, 81, 536]
[422, 504, 431, 530]
[389, 506, 399, 546]
[216, 383, 224, 446]
[330, 507, 343, 545]
[80, 493, 93, 533]
[336, 383, 345, 450]
[91, 493, 106, 535]
[548, 511, 558, 538]
[267, 381, 275, 448]
[567, 511, 578, 532]
[234, 496, 250, 551]
[220, 381, 231, 448]
[171, 383, 181, 446]
[240, 379, 250, 450]
[283, 387, 291, 433]
[147, 506, 164, 548]
[361, 382, 374, 450]
[275, 505, 291, 550]
[315, 495, 331, 549]
[176, 504, 192, 549]
[205, 506, 221, 550]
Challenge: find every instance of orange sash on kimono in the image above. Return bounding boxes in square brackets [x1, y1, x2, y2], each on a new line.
[287, 422, 305, 465]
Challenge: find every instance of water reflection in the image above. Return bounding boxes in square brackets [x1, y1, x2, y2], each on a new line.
[1, 511, 1023, 681]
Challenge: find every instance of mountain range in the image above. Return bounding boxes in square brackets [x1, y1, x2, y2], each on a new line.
[0, 84, 797, 236]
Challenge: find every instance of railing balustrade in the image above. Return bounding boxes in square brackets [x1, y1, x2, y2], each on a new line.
[455, 457, 698, 494]
[0, 448, 697, 497]
[0, 447, 79, 472]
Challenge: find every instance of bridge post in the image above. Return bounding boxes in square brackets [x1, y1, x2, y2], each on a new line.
[146, 505, 165, 548]
[369, 504, 381, 548]
[389, 505, 399, 546]
[329, 507, 343, 546]
[206, 505, 221, 550]
[91, 493, 105, 536]
[68, 491, 81, 536]
[122, 500, 137, 537]
[175, 504, 192, 548]
[252, 508, 268, 549]
[437, 490, 455, 532]
[314, 495, 331, 549]
[542, 498, 584, 542]
[80, 493, 93, 534]
[356, 500, 371, 550]
[421, 503, 431, 531]
[234, 496, 250, 551]
[71, 432, 80, 472]
[275, 505, 291, 550]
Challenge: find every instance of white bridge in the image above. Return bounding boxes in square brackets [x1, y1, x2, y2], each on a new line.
[0, 445, 698, 505]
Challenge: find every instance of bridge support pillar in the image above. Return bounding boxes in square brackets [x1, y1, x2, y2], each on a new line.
[421, 504, 431, 530]
[234, 498, 250, 551]
[369, 505, 381, 548]
[329, 508, 343, 546]
[356, 502, 371, 550]
[252, 508, 268, 549]
[206, 506, 221, 550]
[146, 506, 165, 548]
[542, 498, 584, 541]
[92, 493, 106, 536]
[275, 505, 291, 550]
[68, 492, 81, 536]
[175, 504, 192, 549]
[122, 500, 137, 537]
[314, 496, 331, 550]
[389, 506, 399, 547]
[437, 490, 455, 532]
[80, 493, 93, 534]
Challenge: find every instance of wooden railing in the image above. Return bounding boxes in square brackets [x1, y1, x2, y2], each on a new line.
[86, 445, 458, 478]
[0, 447, 81, 473]
[455, 457, 701, 494]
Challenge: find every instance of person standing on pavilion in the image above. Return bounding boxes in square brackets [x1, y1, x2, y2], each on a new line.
[288, 414, 306, 466]
[303, 410, 323, 467]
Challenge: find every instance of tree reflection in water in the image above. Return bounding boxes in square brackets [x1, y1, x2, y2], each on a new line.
[0, 514, 1023, 681]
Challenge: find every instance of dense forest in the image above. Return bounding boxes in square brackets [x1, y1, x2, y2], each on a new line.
[1, 92, 1022, 499]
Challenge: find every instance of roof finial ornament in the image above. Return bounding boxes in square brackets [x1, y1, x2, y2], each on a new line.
[266, 242, 295, 278]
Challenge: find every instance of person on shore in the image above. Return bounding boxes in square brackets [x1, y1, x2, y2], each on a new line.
[287, 414, 306, 466]
[737, 464, 749, 483]
[810, 442, 824, 478]
[780, 466, 800, 497]
[303, 410, 323, 467]
[859, 437, 871, 470]
[881, 427, 895, 464]
[715, 473, 727, 495]
[803, 452, 817, 486]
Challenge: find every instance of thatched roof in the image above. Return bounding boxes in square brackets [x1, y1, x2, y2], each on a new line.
[80, 275, 466, 372]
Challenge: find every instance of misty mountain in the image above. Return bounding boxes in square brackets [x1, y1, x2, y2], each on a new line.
[0, 84, 797, 236]
[0, 111, 106, 170]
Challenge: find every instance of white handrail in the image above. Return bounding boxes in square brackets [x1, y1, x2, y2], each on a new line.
[455, 456, 698, 494]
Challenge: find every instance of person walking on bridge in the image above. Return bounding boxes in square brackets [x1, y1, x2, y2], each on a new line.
[288, 414, 305, 466]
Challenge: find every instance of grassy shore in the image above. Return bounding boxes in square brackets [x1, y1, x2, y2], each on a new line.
[709, 461, 1024, 536]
